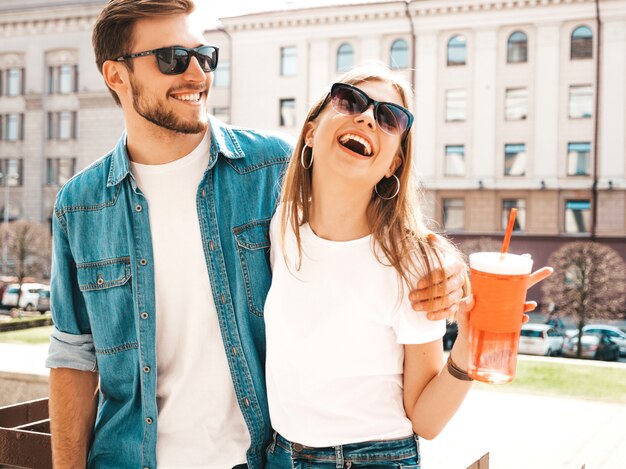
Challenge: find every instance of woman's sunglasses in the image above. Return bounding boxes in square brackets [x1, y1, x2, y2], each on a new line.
[325, 82, 414, 136]
[114, 45, 219, 75]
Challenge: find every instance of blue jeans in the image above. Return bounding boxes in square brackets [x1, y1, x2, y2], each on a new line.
[266, 432, 420, 468]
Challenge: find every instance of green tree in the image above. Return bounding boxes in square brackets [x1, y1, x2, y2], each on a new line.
[541, 242, 626, 357]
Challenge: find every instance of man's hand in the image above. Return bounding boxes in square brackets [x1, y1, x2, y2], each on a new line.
[409, 257, 466, 321]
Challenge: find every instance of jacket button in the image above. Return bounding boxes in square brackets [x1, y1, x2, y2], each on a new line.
[141, 312, 149, 319]
[140, 259, 148, 266]
[135, 204, 142, 212]
[143, 366, 150, 373]
[146, 417, 153, 424]
[97, 277, 104, 285]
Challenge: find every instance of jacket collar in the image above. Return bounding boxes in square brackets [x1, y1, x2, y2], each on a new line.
[107, 117, 245, 187]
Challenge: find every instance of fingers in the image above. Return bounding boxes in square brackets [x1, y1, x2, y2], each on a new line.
[522, 313, 530, 324]
[415, 265, 461, 290]
[424, 302, 460, 321]
[527, 267, 553, 289]
[412, 282, 464, 314]
[411, 267, 465, 302]
[523, 301, 537, 313]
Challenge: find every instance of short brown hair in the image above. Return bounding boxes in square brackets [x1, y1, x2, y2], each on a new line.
[92, 0, 196, 105]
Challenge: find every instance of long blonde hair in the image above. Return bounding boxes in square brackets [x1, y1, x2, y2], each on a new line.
[280, 65, 463, 299]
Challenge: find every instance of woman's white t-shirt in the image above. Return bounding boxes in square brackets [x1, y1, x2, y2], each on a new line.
[264, 208, 446, 447]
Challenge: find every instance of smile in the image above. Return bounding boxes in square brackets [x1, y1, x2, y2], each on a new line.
[171, 92, 202, 102]
[338, 133, 373, 157]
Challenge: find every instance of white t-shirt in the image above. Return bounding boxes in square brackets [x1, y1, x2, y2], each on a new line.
[130, 133, 249, 468]
[264, 208, 446, 447]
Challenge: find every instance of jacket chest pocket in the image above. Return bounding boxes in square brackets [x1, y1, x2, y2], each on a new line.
[234, 219, 271, 317]
[76, 257, 136, 351]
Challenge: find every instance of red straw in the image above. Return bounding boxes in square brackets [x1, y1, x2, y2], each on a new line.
[500, 208, 518, 261]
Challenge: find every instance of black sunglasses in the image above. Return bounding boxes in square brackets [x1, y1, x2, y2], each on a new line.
[321, 82, 414, 136]
[115, 45, 219, 75]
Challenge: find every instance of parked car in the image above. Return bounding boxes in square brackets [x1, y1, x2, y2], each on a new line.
[36, 287, 51, 314]
[562, 333, 620, 361]
[518, 324, 565, 356]
[443, 322, 458, 350]
[580, 325, 626, 356]
[1, 283, 46, 310]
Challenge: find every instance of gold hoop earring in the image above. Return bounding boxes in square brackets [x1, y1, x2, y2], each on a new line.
[375, 174, 400, 200]
[300, 145, 313, 170]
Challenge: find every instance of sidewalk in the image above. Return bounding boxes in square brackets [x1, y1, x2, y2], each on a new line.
[420, 389, 626, 469]
[1, 343, 625, 468]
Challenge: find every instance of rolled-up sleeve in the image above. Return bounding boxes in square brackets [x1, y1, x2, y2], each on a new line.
[45, 205, 97, 372]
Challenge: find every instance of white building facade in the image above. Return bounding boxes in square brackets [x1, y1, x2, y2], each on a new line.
[0, 0, 625, 271]
[207, 0, 626, 258]
[0, 0, 122, 223]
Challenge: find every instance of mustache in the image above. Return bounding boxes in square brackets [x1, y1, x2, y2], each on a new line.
[168, 85, 207, 95]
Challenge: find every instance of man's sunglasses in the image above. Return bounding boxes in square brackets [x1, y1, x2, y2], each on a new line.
[324, 82, 414, 136]
[114, 45, 219, 75]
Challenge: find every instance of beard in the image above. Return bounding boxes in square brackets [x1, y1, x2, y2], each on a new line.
[129, 74, 208, 135]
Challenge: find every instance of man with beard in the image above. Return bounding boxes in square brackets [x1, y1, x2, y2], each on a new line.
[45, 1, 465, 468]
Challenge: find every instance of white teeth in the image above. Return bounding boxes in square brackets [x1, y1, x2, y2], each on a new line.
[339, 133, 372, 156]
[173, 93, 200, 102]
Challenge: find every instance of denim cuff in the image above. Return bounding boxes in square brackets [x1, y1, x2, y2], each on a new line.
[46, 327, 98, 372]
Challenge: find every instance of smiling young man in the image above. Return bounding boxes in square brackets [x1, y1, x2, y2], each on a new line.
[45, 1, 293, 468]
[45, 1, 467, 468]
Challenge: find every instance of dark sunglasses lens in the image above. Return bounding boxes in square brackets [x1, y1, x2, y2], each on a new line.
[196, 46, 218, 71]
[331, 85, 368, 115]
[155, 47, 188, 74]
[377, 104, 410, 135]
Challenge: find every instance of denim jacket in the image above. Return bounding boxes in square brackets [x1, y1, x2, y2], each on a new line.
[46, 116, 293, 469]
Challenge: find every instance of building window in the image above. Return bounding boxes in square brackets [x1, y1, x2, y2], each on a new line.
[213, 61, 230, 87]
[0, 159, 23, 186]
[504, 88, 528, 120]
[49, 64, 78, 94]
[445, 89, 466, 122]
[447, 35, 466, 66]
[444, 145, 465, 176]
[442, 198, 464, 231]
[390, 39, 409, 70]
[6, 68, 24, 96]
[212, 106, 230, 124]
[565, 200, 590, 233]
[507, 31, 528, 63]
[337, 43, 354, 72]
[502, 199, 526, 231]
[571, 26, 593, 60]
[568, 85, 592, 119]
[279, 98, 296, 127]
[280, 46, 297, 76]
[4, 114, 24, 141]
[47, 111, 78, 140]
[567, 142, 591, 176]
[504, 143, 526, 176]
[46, 158, 76, 186]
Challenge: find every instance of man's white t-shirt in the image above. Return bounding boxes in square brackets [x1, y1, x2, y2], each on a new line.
[264, 208, 446, 447]
[130, 132, 249, 468]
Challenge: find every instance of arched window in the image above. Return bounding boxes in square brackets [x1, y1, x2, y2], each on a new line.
[336, 43, 354, 72]
[571, 25, 593, 59]
[389, 39, 409, 70]
[447, 35, 466, 66]
[507, 31, 527, 63]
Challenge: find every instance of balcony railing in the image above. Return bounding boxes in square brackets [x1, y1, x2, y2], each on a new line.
[0, 397, 495, 469]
